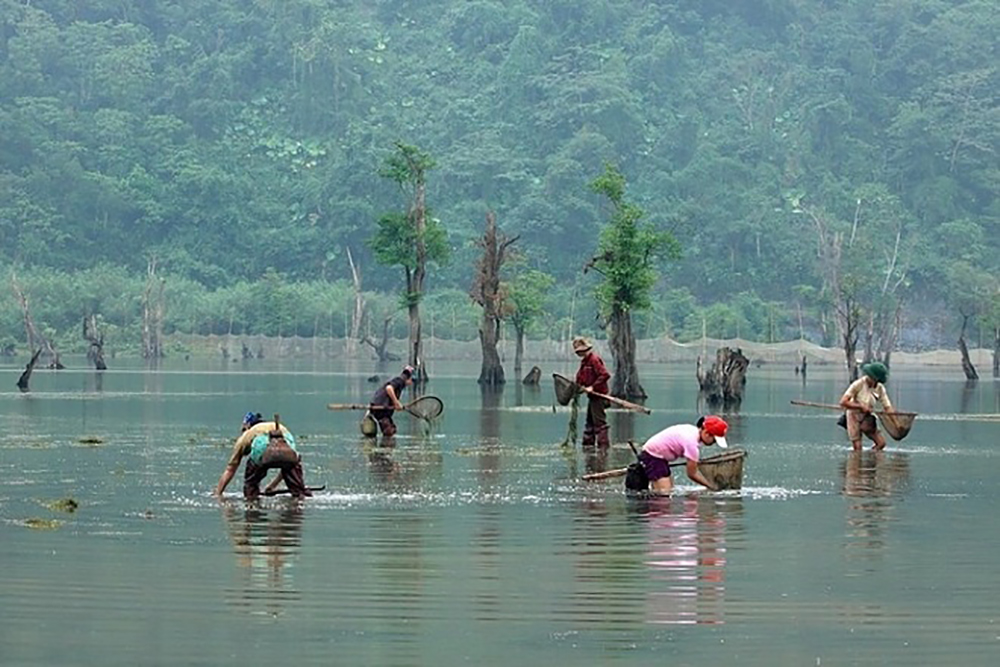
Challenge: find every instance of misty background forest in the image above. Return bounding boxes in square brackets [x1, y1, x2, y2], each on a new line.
[1, 0, 997, 360]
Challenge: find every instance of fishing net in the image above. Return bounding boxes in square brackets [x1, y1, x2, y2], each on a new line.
[558, 393, 580, 447]
[877, 411, 916, 441]
[698, 449, 747, 490]
[405, 396, 444, 421]
[553, 373, 579, 406]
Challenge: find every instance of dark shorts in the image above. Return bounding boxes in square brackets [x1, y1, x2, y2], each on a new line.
[639, 451, 671, 481]
[370, 408, 397, 437]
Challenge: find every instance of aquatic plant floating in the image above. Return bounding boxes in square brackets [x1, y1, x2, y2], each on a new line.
[40, 498, 79, 513]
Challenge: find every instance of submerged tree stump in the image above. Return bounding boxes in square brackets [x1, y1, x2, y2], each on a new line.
[697, 347, 750, 409]
[16, 349, 42, 392]
[522, 366, 541, 386]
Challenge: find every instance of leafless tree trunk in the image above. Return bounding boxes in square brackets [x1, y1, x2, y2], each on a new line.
[83, 314, 107, 370]
[993, 325, 999, 378]
[471, 212, 518, 386]
[16, 348, 42, 392]
[12, 273, 62, 369]
[405, 173, 429, 384]
[513, 323, 526, 376]
[346, 247, 365, 353]
[142, 258, 166, 360]
[361, 312, 399, 363]
[958, 312, 979, 380]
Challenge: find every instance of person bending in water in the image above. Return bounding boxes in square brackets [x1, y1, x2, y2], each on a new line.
[839, 361, 894, 452]
[214, 412, 311, 500]
[626, 416, 729, 493]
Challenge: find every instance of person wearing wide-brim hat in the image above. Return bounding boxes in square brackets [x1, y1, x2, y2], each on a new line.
[839, 361, 895, 451]
[572, 336, 611, 448]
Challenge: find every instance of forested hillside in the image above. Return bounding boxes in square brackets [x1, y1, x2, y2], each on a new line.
[1, 1, 997, 352]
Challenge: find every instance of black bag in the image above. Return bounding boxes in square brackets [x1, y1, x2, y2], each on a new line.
[624, 462, 649, 491]
[837, 413, 848, 429]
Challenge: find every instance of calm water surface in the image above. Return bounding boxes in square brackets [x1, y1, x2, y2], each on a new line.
[1, 358, 999, 666]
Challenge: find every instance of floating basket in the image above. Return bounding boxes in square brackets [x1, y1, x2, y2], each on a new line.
[360, 413, 377, 437]
[698, 449, 747, 490]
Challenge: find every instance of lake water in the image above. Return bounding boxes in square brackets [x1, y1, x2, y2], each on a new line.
[1, 358, 999, 666]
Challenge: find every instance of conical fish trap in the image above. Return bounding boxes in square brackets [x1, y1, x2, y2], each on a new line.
[360, 413, 377, 437]
[552, 373, 579, 406]
[877, 411, 916, 441]
[699, 449, 747, 490]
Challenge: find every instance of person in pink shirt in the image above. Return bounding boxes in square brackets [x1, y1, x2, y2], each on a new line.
[627, 415, 729, 493]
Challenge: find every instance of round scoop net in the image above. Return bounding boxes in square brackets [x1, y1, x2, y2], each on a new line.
[698, 449, 747, 490]
[405, 396, 444, 421]
[552, 374, 579, 406]
[876, 411, 916, 441]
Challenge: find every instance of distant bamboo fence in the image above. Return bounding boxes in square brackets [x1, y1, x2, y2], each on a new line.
[170, 333, 995, 368]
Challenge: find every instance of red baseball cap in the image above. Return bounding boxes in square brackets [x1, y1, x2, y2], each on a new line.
[702, 415, 729, 448]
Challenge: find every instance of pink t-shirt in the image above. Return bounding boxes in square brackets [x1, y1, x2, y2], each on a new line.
[641, 424, 702, 463]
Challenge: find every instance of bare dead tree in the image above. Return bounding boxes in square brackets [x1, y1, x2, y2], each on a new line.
[83, 314, 107, 370]
[16, 348, 42, 392]
[346, 246, 365, 352]
[12, 273, 63, 369]
[142, 258, 166, 360]
[361, 311, 399, 363]
[470, 211, 518, 386]
[958, 311, 979, 380]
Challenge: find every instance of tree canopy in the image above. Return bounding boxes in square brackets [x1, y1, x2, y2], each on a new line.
[1, 0, 997, 350]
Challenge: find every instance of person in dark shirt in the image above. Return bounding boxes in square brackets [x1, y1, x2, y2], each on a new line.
[369, 365, 414, 437]
[573, 336, 611, 448]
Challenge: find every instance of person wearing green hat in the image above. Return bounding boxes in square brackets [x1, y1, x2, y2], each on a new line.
[839, 361, 895, 451]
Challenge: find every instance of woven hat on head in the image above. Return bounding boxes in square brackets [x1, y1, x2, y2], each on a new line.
[572, 337, 593, 354]
[861, 361, 888, 384]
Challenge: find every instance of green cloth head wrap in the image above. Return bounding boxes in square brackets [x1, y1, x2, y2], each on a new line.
[861, 361, 888, 384]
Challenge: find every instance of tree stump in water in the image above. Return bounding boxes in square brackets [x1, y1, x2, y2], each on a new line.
[522, 366, 541, 385]
[16, 349, 42, 392]
[697, 347, 749, 409]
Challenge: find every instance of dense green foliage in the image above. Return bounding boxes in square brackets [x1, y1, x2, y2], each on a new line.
[587, 163, 680, 315]
[1, 1, 997, 351]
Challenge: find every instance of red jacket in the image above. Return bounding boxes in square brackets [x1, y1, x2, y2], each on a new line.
[576, 351, 610, 394]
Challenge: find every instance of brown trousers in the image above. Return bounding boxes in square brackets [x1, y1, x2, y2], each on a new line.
[243, 457, 309, 500]
[582, 396, 610, 447]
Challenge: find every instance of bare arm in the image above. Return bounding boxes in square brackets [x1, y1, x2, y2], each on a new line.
[839, 382, 870, 413]
[214, 463, 239, 496]
[686, 459, 717, 491]
[386, 384, 403, 410]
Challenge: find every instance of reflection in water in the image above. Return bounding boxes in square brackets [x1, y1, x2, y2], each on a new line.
[474, 385, 504, 621]
[840, 452, 911, 558]
[478, 385, 503, 486]
[220, 500, 304, 615]
[638, 494, 739, 625]
[611, 410, 635, 447]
